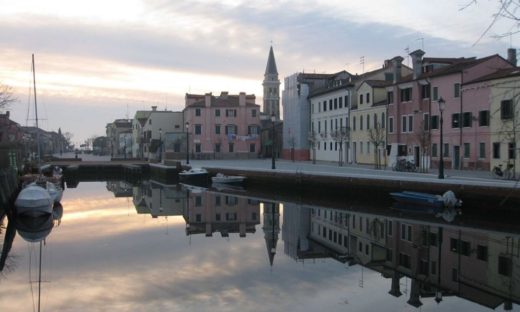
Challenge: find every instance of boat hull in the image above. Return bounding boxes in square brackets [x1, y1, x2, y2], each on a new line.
[15, 185, 53, 217]
[390, 191, 444, 213]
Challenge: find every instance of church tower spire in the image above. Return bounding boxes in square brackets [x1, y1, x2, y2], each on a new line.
[262, 202, 280, 267]
[263, 46, 280, 120]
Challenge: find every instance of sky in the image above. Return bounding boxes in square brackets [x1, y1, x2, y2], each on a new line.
[0, 0, 518, 145]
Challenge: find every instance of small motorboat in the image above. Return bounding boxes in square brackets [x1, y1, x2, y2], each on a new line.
[15, 184, 53, 217]
[390, 190, 462, 214]
[179, 168, 209, 185]
[31, 180, 63, 204]
[211, 173, 246, 185]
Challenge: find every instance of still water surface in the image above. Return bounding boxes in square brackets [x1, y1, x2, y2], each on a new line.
[0, 181, 518, 311]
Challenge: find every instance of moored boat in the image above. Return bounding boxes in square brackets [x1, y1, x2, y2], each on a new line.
[15, 184, 53, 217]
[179, 168, 209, 185]
[390, 190, 462, 214]
[211, 173, 246, 185]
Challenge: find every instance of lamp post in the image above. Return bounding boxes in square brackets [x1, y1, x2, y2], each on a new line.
[438, 97, 446, 179]
[185, 122, 190, 164]
[271, 113, 276, 170]
[159, 128, 162, 163]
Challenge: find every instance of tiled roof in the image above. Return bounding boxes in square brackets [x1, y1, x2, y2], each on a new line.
[363, 80, 392, 88]
[463, 67, 520, 85]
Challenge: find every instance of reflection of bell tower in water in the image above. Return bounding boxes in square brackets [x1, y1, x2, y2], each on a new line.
[263, 202, 280, 266]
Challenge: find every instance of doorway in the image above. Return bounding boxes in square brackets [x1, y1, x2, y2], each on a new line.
[453, 146, 460, 169]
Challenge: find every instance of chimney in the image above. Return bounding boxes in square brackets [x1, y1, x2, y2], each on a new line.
[239, 92, 246, 106]
[409, 49, 425, 79]
[508, 48, 517, 66]
[5, 111, 9, 119]
[151, 106, 157, 111]
[220, 91, 229, 99]
[205, 92, 212, 107]
[392, 56, 404, 84]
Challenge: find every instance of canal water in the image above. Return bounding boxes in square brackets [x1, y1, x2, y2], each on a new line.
[0, 180, 518, 311]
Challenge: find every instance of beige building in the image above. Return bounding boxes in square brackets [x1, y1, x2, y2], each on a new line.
[350, 80, 390, 167]
[141, 108, 184, 162]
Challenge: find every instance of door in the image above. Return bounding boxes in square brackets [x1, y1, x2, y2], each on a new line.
[353, 142, 357, 163]
[453, 146, 460, 169]
[414, 146, 420, 167]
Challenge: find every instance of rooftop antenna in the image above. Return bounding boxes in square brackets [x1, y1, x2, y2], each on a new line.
[405, 46, 410, 67]
[360, 56, 365, 74]
[417, 37, 424, 50]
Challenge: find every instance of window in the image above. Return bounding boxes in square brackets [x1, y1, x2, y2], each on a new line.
[493, 142, 500, 159]
[421, 84, 430, 99]
[195, 196, 202, 206]
[385, 72, 394, 81]
[195, 124, 202, 135]
[479, 143, 485, 158]
[366, 93, 370, 103]
[454, 83, 460, 97]
[323, 101, 327, 112]
[339, 97, 343, 108]
[400, 88, 412, 102]
[432, 86, 438, 101]
[359, 94, 364, 104]
[464, 143, 470, 158]
[452, 268, 458, 281]
[345, 95, 349, 107]
[352, 215, 356, 228]
[225, 124, 237, 135]
[216, 213, 221, 221]
[498, 256, 512, 276]
[477, 245, 488, 261]
[387, 91, 394, 104]
[215, 143, 221, 153]
[389, 117, 394, 133]
[366, 114, 370, 129]
[501, 100, 513, 119]
[381, 113, 385, 128]
[452, 113, 460, 128]
[195, 108, 201, 116]
[419, 260, 429, 275]
[401, 224, 412, 241]
[479, 110, 490, 126]
[248, 125, 259, 135]
[399, 253, 411, 269]
[215, 124, 221, 134]
[334, 98, 338, 109]
[215, 109, 221, 117]
[353, 117, 356, 131]
[249, 143, 256, 153]
[252, 109, 257, 117]
[329, 99, 333, 110]
[432, 143, 438, 157]
[444, 143, 449, 157]
[360, 115, 364, 130]
[402, 116, 407, 133]
[228, 143, 234, 152]
[195, 143, 201, 153]
[509, 142, 516, 159]
[358, 242, 363, 252]
[431, 115, 439, 130]
[463, 112, 472, 127]
[359, 217, 363, 231]
[226, 109, 237, 117]
[408, 115, 413, 132]
[365, 244, 369, 255]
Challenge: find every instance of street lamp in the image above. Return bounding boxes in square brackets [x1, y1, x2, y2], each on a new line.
[271, 113, 276, 170]
[438, 97, 446, 179]
[159, 128, 162, 163]
[185, 122, 190, 164]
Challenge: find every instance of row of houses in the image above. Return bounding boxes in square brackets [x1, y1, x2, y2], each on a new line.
[282, 48, 520, 175]
[0, 111, 70, 169]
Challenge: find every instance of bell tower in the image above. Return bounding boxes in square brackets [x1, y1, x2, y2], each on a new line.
[263, 46, 280, 120]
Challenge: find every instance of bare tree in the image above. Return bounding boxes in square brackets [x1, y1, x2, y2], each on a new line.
[331, 127, 350, 166]
[0, 83, 15, 110]
[368, 122, 385, 169]
[415, 120, 431, 173]
[308, 131, 317, 164]
[462, 0, 520, 43]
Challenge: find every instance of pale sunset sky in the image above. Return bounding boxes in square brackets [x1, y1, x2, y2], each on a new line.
[0, 0, 517, 145]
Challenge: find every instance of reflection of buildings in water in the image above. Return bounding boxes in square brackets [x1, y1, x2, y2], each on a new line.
[262, 202, 280, 266]
[282, 204, 520, 310]
[132, 181, 185, 218]
[183, 191, 260, 238]
[106, 181, 133, 198]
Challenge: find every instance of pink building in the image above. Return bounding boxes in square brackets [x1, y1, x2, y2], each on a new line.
[429, 54, 513, 170]
[387, 49, 514, 171]
[184, 92, 261, 159]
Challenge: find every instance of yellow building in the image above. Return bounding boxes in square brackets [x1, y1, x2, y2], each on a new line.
[350, 80, 390, 167]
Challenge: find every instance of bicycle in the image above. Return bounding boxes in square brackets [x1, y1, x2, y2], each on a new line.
[492, 163, 515, 179]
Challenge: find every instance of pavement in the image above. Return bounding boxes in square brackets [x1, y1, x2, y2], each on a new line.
[55, 152, 520, 189]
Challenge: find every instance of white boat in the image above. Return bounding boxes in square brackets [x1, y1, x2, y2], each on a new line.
[211, 173, 246, 185]
[179, 168, 208, 177]
[15, 184, 53, 217]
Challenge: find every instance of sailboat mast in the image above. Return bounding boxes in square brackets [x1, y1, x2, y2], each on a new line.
[32, 54, 41, 162]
